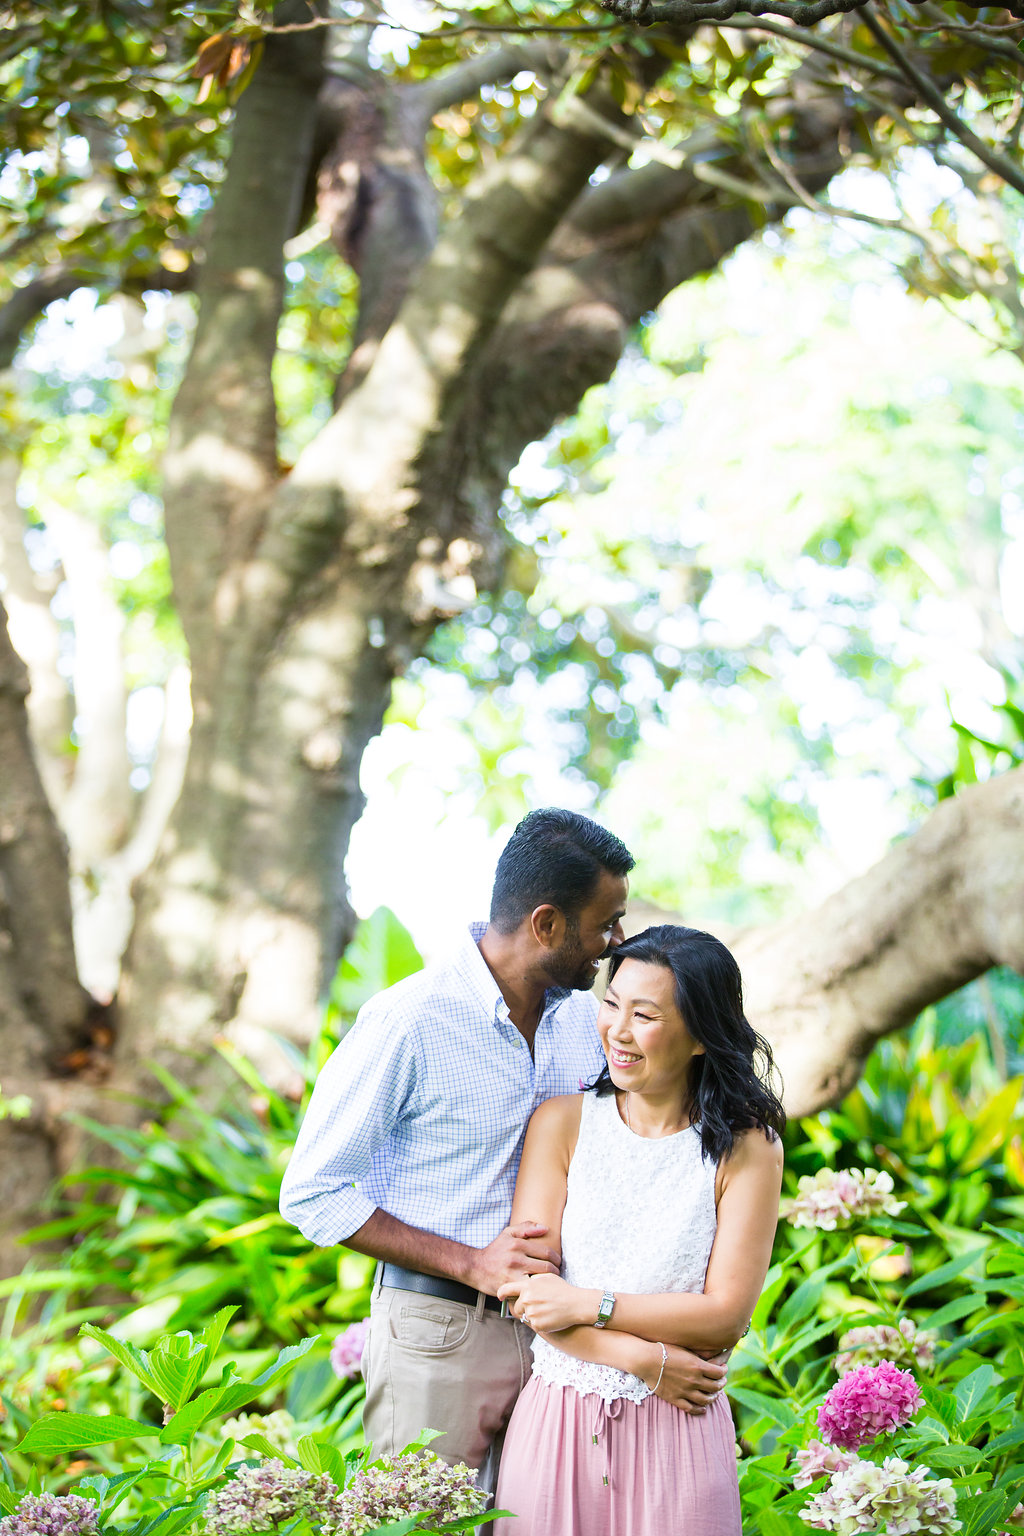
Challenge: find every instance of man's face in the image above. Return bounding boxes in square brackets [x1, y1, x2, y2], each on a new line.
[544, 870, 629, 991]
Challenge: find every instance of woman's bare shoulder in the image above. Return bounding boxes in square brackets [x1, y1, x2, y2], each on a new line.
[727, 1124, 785, 1174]
[529, 1092, 586, 1134]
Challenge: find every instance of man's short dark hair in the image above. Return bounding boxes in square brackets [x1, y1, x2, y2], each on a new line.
[488, 809, 634, 934]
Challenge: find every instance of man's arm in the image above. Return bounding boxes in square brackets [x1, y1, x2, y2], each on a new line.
[279, 1008, 559, 1292]
[343, 1209, 559, 1294]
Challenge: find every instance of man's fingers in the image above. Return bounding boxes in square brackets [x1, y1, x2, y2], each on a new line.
[508, 1221, 548, 1238]
[519, 1240, 560, 1264]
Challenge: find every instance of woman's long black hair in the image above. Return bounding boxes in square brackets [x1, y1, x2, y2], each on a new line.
[590, 924, 786, 1163]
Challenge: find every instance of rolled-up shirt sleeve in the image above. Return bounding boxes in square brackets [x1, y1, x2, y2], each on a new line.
[279, 1003, 418, 1247]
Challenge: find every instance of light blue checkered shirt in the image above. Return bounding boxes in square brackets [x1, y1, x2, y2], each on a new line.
[280, 922, 607, 1249]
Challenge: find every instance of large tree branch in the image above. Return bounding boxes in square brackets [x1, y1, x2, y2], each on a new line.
[735, 765, 1024, 1115]
[0, 256, 193, 370]
[599, 0, 1024, 29]
[254, 81, 636, 614]
[443, 63, 855, 524]
[410, 39, 568, 119]
[162, 2, 326, 686]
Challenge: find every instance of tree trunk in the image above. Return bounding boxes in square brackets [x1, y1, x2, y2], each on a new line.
[0, 596, 95, 1275]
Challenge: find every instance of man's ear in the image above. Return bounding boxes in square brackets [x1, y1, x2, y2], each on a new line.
[530, 903, 565, 950]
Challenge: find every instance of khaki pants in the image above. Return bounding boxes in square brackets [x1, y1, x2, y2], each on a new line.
[362, 1279, 534, 1491]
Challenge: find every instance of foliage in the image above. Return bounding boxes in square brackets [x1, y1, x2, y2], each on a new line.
[729, 999, 1024, 1534]
[0, 913, 1022, 1532]
[0, 1313, 496, 1536]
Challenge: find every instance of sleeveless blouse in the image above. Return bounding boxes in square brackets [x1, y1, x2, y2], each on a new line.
[530, 1090, 719, 1404]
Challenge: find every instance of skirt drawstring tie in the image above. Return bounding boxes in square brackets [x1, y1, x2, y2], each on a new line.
[589, 1395, 628, 1488]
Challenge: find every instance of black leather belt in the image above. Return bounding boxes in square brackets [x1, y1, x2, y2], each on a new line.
[378, 1262, 505, 1314]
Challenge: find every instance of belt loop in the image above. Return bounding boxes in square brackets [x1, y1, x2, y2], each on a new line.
[475, 1289, 487, 1321]
[372, 1260, 384, 1300]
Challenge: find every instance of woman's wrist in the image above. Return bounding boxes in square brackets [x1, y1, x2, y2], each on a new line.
[578, 1287, 604, 1326]
[628, 1336, 665, 1387]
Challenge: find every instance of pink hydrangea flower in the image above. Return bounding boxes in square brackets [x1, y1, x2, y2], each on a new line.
[781, 1168, 905, 1231]
[330, 1318, 369, 1378]
[818, 1360, 922, 1450]
[795, 1440, 861, 1489]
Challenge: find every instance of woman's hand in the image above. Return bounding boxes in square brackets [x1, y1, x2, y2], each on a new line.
[634, 1339, 729, 1415]
[496, 1273, 598, 1332]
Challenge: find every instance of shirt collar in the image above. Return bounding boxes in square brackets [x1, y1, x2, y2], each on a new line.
[457, 921, 572, 1026]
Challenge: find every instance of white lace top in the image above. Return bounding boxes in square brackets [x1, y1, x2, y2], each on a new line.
[531, 1090, 719, 1404]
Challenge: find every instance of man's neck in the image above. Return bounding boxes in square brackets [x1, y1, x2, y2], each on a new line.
[476, 926, 549, 1046]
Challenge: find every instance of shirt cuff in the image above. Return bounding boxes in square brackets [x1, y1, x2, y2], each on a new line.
[281, 1185, 379, 1248]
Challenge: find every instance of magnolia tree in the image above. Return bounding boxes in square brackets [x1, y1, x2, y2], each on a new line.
[0, 0, 1023, 1265]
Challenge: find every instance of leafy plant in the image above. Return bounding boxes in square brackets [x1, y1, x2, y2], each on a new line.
[1, 1316, 499, 1536]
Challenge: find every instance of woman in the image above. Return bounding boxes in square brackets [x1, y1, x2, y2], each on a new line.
[492, 924, 785, 1536]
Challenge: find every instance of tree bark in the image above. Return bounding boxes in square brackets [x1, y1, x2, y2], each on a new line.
[0, 597, 95, 1275]
[735, 765, 1024, 1116]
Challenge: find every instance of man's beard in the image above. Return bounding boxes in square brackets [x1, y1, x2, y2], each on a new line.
[543, 923, 599, 991]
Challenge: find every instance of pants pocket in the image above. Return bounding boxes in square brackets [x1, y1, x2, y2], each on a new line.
[390, 1302, 473, 1355]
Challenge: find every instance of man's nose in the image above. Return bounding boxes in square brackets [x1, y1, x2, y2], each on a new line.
[608, 921, 625, 948]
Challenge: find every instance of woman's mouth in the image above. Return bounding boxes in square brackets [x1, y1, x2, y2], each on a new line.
[609, 1048, 642, 1068]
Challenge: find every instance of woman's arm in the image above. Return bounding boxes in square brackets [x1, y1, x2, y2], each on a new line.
[505, 1094, 730, 1412]
[503, 1128, 784, 1353]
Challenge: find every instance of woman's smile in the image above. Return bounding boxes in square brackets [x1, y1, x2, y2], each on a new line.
[609, 1045, 643, 1068]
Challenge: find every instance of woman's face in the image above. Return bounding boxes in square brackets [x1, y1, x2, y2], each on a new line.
[597, 957, 705, 1101]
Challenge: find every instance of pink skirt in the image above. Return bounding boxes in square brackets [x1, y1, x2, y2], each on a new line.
[492, 1376, 741, 1536]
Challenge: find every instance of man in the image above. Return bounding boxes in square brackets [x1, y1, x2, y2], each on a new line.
[280, 808, 724, 1481]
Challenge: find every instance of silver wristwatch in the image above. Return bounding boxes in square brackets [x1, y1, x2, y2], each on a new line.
[594, 1290, 616, 1328]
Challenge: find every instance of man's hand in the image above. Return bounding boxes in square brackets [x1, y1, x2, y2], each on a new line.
[638, 1341, 728, 1415]
[466, 1221, 560, 1295]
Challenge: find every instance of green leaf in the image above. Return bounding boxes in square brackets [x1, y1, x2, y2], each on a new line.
[984, 1424, 1024, 1455]
[72, 1467, 159, 1514]
[17, 1413, 159, 1453]
[239, 1434, 300, 1467]
[984, 1224, 1024, 1253]
[917, 1444, 987, 1467]
[961, 1489, 1012, 1536]
[954, 1364, 997, 1421]
[134, 1500, 209, 1536]
[146, 1332, 209, 1410]
[250, 1336, 319, 1390]
[0, 1485, 17, 1517]
[158, 1382, 255, 1446]
[776, 1317, 840, 1366]
[726, 1387, 795, 1429]
[903, 1247, 988, 1300]
[920, 1383, 959, 1430]
[79, 1325, 162, 1398]
[926, 1294, 987, 1330]
[776, 1270, 831, 1333]
[753, 1509, 808, 1536]
[296, 1435, 347, 1486]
